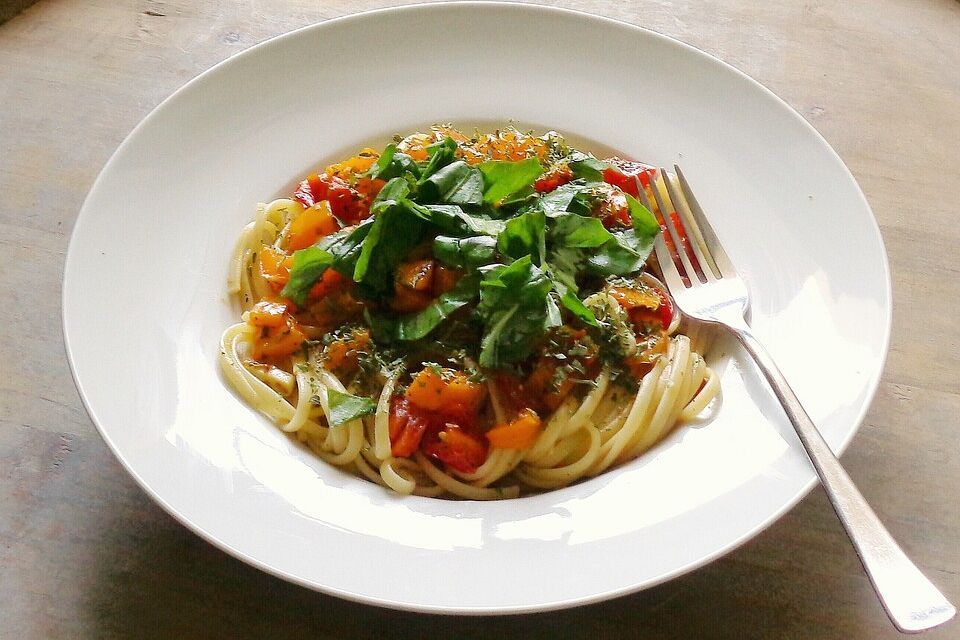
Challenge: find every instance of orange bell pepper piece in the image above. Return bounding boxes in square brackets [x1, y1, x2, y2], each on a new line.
[406, 367, 485, 414]
[286, 201, 339, 251]
[247, 300, 289, 328]
[486, 409, 542, 449]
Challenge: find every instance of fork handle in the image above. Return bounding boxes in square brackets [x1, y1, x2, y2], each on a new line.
[733, 327, 955, 633]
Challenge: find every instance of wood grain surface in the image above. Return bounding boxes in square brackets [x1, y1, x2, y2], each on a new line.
[0, 0, 37, 24]
[2, 0, 958, 638]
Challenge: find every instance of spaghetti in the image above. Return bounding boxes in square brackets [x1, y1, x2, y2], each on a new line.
[219, 126, 719, 499]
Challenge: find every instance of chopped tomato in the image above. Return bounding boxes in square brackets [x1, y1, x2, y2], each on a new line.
[388, 396, 430, 457]
[286, 201, 339, 251]
[657, 287, 674, 327]
[252, 315, 306, 360]
[354, 176, 386, 203]
[525, 358, 576, 413]
[517, 327, 599, 412]
[666, 209, 705, 281]
[494, 372, 536, 414]
[388, 392, 486, 470]
[247, 300, 289, 328]
[396, 133, 432, 161]
[406, 367, 485, 414]
[611, 170, 690, 286]
[581, 182, 631, 228]
[602, 159, 656, 198]
[534, 164, 574, 193]
[610, 283, 673, 331]
[603, 190, 631, 227]
[293, 173, 361, 224]
[300, 290, 363, 334]
[628, 287, 674, 330]
[308, 268, 350, 301]
[432, 264, 461, 296]
[324, 149, 379, 178]
[421, 424, 488, 473]
[391, 254, 439, 312]
[390, 283, 434, 313]
[486, 409, 542, 449]
[395, 259, 435, 292]
[609, 285, 662, 311]
[322, 328, 371, 376]
[495, 362, 574, 414]
[471, 129, 551, 162]
[624, 354, 656, 379]
[258, 245, 294, 292]
[429, 125, 471, 146]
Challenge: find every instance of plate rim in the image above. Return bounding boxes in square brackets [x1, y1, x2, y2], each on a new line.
[61, 1, 893, 615]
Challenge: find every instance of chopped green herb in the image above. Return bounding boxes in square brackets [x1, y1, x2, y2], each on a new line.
[325, 388, 377, 427]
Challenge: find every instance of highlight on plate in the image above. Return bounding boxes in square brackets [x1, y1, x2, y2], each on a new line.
[220, 126, 720, 499]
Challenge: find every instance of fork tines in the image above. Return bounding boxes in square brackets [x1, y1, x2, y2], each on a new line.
[639, 166, 735, 288]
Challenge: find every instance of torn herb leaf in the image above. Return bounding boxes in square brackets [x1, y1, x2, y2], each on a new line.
[325, 388, 377, 427]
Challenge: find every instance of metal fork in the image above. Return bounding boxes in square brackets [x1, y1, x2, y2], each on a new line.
[639, 166, 956, 634]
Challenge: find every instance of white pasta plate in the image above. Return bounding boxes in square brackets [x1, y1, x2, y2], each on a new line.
[63, 3, 891, 613]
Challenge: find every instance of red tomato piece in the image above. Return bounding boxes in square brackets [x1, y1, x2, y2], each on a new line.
[493, 372, 537, 413]
[655, 286, 674, 328]
[534, 164, 574, 193]
[627, 286, 674, 330]
[293, 173, 360, 224]
[431, 264, 461, 296]
[421, 424, 488, 474]
[388, 389, 487, 470]
[602, 160, 656, 198]
[388, 396, 430, 458]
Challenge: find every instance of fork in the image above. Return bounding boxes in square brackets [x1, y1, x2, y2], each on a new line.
[639, 166, 956, 634]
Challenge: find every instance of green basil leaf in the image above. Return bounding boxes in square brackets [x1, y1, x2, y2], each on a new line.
[433, 235, 498, 270]
[367, 144, 396, 177]
[421, 204, 505, 236]
[353, 200, 428, 298]
[543, 194, 658, 279]
[529, 180, 609, 217]
[543, 250, 599, 329]
[317, 221, 373, 278]
[371, 273, 481, 342]
[419, 137, 458, 179]
[558, 289, 598, 327]
[325, 388, 377, 427]
[497, 210, 546, 264]
[477, 257, 554, 368]
[371, 176, 411, 213]
[418, 161, 484, 205]
[545, 292, 563, 329]
[578, 194, 658, 276]
[534, 184, 580, 216]
[626, 192, 661, 238]
[280, 247, 333, 306]
[568, 155, 611, 182]
[368, 144, 420, 180]
[497, 184, 537, 209]
[585, 231, 648, 276]
[478, 158, 544, 205]
[549, 212, 612, 248]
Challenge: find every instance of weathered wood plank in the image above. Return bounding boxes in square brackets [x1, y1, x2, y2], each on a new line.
[1, 0, 958, 637]
[0, 0, 37, 24]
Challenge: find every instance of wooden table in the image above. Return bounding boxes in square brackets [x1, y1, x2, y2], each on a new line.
[2, 0, 958, 637]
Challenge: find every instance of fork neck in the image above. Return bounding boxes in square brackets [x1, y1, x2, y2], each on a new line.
[697, 304, 751, 333]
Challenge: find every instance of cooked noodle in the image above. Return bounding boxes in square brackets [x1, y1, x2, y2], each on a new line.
[218, 127, 720, 499]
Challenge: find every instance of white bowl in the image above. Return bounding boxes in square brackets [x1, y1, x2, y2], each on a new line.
[63, 2, 891, 613]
